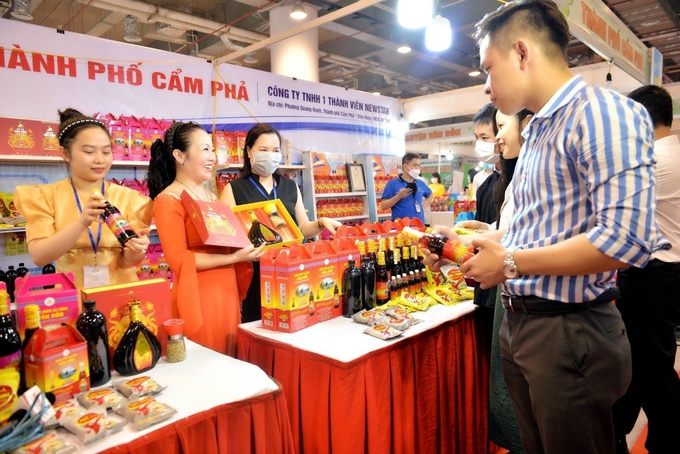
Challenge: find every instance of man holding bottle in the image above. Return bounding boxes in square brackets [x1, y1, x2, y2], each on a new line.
[380, 153, 432, 223]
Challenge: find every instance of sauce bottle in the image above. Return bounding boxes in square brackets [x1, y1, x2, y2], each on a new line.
[342, 260, 362, 318]
[91, 189, 138, 247]
[76, 300, 111, 387]
[16, 263, 29, 278]
[19, 304, 40, 393]
[246, 210, 282, 247]
[402, 227, 475, 265]
[112, 299, 161, 376]
[0, 284, 21, 375]
[375, 251, 389, 306]
[4, 266, 17, 302]
[360, 256, 376, 310]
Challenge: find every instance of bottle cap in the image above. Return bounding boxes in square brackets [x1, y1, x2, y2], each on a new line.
[163, 318, 185, 336]
[25, 304, 40, 327]
[263, 202, 278, 215]
[83, 300, 96, 310]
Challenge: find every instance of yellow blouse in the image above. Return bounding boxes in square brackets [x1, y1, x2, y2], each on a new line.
[14, 178, 153, 289]
[428, 182, 446, 198]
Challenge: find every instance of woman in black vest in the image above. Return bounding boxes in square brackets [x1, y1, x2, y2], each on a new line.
[220, 124, 341, 322]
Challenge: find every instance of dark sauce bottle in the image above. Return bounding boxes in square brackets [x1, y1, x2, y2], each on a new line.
[76, 300, 111, 387]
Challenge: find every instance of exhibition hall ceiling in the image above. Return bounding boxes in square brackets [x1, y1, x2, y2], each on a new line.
[3, 0, 680, 123]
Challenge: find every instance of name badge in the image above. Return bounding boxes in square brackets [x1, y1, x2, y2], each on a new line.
[415, 202, 422, 213]
[83, 265, 110, 289]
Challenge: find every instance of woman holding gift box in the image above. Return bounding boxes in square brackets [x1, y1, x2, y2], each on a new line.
[147, 121, 265, 357]
[14, 108, 152, 290]
[220, 123, 342, 323]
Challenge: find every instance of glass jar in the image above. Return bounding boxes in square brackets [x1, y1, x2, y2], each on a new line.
[163, 319, 186, 363]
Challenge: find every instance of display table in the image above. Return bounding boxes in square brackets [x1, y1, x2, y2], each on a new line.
[63, 340, 295, 453]
[238, 301, 488, 454]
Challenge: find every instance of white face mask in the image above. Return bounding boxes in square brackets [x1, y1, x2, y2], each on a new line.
[405, 166, 420, 179]
[474, 141, 500, 164]
[251, 151, 281, 175]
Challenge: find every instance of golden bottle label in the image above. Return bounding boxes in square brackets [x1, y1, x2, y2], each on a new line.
[133, 333, 153, 371]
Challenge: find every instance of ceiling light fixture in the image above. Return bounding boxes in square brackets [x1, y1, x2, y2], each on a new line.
[398, 0, 433, 30]
[604, 57, 614, 90]
[332, 67, 344, 83]
[123, 15, 142, 43]
[290, 1, 307, 20]
[425, 12, 451, 52]
[220, 35, 243, 51]
[244, 52, 258, 64]
[397, 41, 412, 54]
[10, 0, 33, 20]
[640, 19, 660, 27]
[469, 70, 481, 77]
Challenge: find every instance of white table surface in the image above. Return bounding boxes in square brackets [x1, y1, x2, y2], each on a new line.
[54, 340, 280, 453]
[239, 300, 476, 364]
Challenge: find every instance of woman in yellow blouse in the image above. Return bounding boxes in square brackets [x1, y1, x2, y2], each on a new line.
[428, 172, 446, 197]
[14, 109, 152, 289]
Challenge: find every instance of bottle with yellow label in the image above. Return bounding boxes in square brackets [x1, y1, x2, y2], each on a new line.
[0, 285, 20, 375]
[113, 299, 161, 376]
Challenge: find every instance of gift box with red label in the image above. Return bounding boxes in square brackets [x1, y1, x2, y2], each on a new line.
[80, 278, 171, 361]
[180, 190, 253, 249]
[274, 245, 316, 333]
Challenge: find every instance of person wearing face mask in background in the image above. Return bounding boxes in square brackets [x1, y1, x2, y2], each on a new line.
[221, 123, 342, 323]
[428, 172, 446, 198]
[380, 153, 433, 223]
[470, 104, 501, 227]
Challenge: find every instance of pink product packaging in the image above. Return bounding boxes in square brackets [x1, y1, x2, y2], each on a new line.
[106, 114, 130, 160]
[125, 116, 149, 161]
[14, 272, 80, 339]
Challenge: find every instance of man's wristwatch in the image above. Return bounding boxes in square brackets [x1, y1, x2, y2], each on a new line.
[503, 249, 521, 279]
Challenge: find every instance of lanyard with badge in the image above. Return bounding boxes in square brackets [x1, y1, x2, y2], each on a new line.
[72, 179, 109, 288]
[249, 176, 277, 200]
[399, 175, 421, 213]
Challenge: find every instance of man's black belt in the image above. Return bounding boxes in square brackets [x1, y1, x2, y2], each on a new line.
[501, 288, 620, 315]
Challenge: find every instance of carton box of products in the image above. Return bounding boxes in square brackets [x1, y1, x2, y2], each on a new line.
[24, 324, 89, 402]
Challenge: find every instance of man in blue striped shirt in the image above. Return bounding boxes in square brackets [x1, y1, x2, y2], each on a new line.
[457, 1, 670, 453]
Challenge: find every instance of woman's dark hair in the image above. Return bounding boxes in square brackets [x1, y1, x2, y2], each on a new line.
[147, 121, 205, 199]
[57, 108, 109, 153]
[493, 108, 533, 227]
[431, 172, 441, 183]
[239, 123, 283, 177]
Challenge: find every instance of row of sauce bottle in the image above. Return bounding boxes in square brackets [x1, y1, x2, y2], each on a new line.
[342, 236, 427, 317]
[341, 228, 476, 318]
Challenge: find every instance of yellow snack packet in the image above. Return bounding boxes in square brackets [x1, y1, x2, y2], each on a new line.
[425, 286, 468, 306]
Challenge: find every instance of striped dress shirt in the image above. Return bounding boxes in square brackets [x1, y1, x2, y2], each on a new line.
[501, 76, 670, 303]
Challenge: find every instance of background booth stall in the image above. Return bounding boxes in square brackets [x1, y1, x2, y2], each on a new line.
[0, 17, 406, 275]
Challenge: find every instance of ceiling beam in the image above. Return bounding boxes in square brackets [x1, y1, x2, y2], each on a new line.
[215, 0, 386, 64]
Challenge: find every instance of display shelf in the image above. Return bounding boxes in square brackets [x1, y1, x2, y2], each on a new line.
[0, 227, 26, 234]
[377, 213, 391, 219]
[314, 191, 367, 198]
[0, 155, 150, 166]
[215, 163, 306, 172]
[333, 215, 369, 222]
[302, 151, 373, 226]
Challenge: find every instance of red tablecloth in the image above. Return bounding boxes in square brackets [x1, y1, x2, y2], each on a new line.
[100, 388, 295, 454]
[238, 305, 488, 454]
